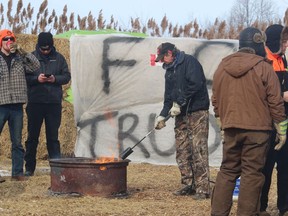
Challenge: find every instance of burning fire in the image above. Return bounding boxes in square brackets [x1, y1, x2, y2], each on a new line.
[94, 156, 119, 171]
[99, 166, 107, 171]
[94, 156, 119, 164]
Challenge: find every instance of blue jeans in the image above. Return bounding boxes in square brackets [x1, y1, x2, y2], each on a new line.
[0, 104, 24, 176]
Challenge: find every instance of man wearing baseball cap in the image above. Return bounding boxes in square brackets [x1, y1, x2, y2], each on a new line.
[154, 42, 210, 199]
[155, 42, 176, 62]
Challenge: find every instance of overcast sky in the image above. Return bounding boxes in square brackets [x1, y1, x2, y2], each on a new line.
[15, 0, 288, 29]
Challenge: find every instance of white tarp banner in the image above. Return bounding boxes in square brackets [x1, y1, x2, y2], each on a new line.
[70, 35, 238, 166]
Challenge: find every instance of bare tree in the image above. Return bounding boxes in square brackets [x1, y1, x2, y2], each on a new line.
[284, 8, 288, 25]
[229, 0, 278, 28]
[256, 0, 276, 23]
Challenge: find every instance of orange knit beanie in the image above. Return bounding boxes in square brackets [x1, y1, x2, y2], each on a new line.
[0, 29, 16, 48]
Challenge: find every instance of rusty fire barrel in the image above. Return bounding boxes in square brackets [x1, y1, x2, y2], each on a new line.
[49, 157, 130, 197]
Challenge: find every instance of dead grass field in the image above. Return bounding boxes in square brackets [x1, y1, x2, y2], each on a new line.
[0, 34, 280, 216]
[0, 157, 279, 216]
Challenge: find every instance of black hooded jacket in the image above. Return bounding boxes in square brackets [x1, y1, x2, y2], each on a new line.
[25, 45, 71, 103]
[159, 51, 209, 117]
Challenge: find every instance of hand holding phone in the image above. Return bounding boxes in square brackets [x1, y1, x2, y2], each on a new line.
[44, 74, 51, 78]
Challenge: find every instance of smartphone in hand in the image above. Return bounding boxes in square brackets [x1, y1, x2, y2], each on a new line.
[44, 74, 51, 78]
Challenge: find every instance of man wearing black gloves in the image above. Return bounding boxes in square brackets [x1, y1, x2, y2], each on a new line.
[24, 32, 71, 176]
[154, 42, 210, 200]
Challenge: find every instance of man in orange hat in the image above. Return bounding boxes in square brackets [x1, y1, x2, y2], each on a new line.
[0, 29, 40, 181]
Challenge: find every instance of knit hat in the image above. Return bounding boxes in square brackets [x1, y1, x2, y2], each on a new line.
[37, 32, 53, 47]
[0, 29, 16, 48]
[265, 24, 283, 53]
[155, 42, 176, 62]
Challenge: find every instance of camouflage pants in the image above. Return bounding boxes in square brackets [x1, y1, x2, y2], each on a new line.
[174, 110, 210, 194]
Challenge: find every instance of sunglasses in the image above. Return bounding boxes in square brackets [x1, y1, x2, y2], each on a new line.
[40, 46, 51, 51]
[2, 37, 15, 42]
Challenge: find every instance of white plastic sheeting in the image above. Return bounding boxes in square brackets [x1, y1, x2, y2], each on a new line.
[70, 35, 238, 166]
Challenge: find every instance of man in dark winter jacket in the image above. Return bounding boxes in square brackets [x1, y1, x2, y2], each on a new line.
[211, 27, 287, 216]
[154, 42, 210, 200]
[259, 24, 288, 216]
[24, 32, 71, 176]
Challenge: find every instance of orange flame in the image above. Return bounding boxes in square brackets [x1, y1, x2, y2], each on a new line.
[95, 156, 119, 171]
[94, 156, 118, 164]
[99, 166, 107, 171]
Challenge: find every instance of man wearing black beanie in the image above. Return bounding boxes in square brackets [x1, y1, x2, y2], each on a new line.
[24, 32, 71, 176]
[259, 24, 288, 216]
[37, 32, 54, 48]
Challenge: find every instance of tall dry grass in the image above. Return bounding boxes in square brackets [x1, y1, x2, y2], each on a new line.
[1, 0, 288, 39]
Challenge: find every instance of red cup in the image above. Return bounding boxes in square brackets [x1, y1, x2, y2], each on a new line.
[7, 40, 13, 47]
[150, 54, 156, 66]
[7, 41, 15, 53]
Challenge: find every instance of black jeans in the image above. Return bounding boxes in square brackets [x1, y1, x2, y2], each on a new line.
[24, 103, 62, 173]
[260, 130, 288, 213]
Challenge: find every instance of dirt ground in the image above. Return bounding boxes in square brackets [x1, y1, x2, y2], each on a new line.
[0, 157, 278, 216]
